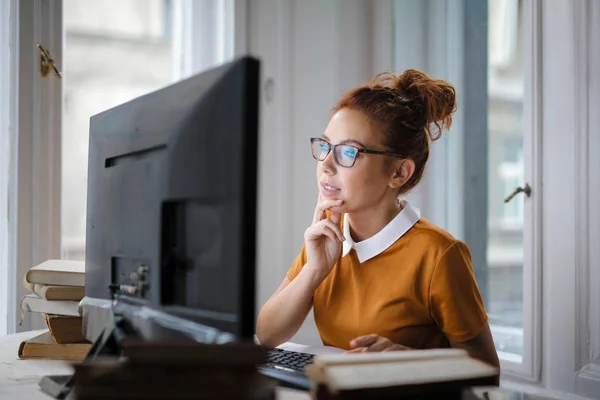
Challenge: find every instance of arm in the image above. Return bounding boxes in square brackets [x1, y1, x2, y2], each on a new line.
[430, 242, 500, 377]
[348, 325, 499, 367]
[257, 197, 344, 348]
[256, 269, 325, 348]
[450, 324, 500, 384]
[347, 328, 500, 386]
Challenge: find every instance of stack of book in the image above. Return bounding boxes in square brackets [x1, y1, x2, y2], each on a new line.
[18, 259, 92, 361]
[305, 348, 500, 400]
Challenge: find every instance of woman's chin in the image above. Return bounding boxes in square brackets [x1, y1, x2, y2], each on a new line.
[329, 203, 347, 214]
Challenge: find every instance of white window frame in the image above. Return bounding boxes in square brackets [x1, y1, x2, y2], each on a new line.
[539, 0, 600, 397]
[0, 0, 19, 336]
[172, 0, 238, 81]
[512, 0, 543, 382]
[9, 0, 64, 334]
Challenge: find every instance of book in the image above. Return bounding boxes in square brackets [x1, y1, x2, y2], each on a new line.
[18, 330, 91, 361]
[43, 314, 86, 344]
[20, 293, 81, 317]
[28, 283, 85, 301]
[25, 259, 85, 287]
[305, 348, 499, 399]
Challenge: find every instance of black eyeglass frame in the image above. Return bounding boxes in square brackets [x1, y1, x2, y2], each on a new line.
[310, 137, 405, 168]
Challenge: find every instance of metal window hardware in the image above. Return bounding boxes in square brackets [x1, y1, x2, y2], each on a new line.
[264, 78, 274, 102]
[37, 44, 62, 79]
[504, 183, 532, 203]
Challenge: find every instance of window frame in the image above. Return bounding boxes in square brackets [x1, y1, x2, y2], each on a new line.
[509, 0, 543, 382]
[172, 0, 237, 81]
[10, 0, 64, 334]
[0, 0, 19, 336]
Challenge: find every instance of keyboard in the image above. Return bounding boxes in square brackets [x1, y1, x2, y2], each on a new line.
[258, 348, 315, 390]
[265, 348, 315, 372]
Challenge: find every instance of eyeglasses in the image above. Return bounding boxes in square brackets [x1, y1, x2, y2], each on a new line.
[310, 137, 405, 168]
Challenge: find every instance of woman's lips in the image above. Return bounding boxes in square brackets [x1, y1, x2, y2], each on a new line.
[320, 182, 340, 197]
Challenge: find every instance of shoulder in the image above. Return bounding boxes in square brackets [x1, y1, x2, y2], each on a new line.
[397, 218, 472, 268]
[408, 218, 464, 249]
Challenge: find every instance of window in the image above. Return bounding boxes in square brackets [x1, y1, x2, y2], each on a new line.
[61, 0, 235, 261]
[487, 0, 526, 360]
[61, 0, 181, 261]
[393, 0, 536, 376]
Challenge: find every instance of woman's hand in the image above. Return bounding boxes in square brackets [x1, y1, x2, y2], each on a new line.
[347, 334, 411, 352]
[304, 196, 345, 281]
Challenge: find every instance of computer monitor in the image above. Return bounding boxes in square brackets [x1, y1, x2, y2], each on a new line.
[84, 56, 260, 341]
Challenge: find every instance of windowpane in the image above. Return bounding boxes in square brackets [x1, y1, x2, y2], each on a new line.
[393, 0, 526, 361]
[61, 0, 179, 260]
[487, 0, 525, 359]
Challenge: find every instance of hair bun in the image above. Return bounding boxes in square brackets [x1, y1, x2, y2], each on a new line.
[392, 69, 457, 141]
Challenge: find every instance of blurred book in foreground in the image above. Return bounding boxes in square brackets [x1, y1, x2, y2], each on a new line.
[305, 348, 499, 399]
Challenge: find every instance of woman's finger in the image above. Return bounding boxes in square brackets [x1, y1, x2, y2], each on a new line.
[312, 199, 344, 224]
[305, 224, 340, 243]
[382, 345, 409, 352]
[320, 226, 339, 243]
[319, 218, 345, 242]
[345, 347, 367, 353]
[312, 194, 325, 224]
[349, 334, 379, 349]
[330, 211, 342, 225]
[364, 337, 392, 352]
[306, 219, 344, 242]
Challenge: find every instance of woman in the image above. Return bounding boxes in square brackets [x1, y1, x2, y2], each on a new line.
[256, 69, 500, 370]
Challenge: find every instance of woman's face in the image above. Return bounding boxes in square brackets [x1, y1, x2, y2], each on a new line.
[316, 108, 397, 213]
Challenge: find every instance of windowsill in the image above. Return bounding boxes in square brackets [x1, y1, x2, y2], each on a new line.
[500, 377, 593, 400]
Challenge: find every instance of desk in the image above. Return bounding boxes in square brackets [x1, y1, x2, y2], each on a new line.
[2, 331, 574, 400]
[0, 330, 310, 400]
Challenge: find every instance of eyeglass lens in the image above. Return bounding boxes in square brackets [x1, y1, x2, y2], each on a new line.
[311, 139, 358, 168]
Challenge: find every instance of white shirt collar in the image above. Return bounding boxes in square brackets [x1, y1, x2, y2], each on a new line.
[342, 200, 420, 263]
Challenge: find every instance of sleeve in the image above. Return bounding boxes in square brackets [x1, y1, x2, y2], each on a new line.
[429, 241, 488, 342]
[286, 244, 307, 282]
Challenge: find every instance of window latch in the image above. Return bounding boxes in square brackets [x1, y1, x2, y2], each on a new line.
[37, 44, 62, 79]
[504, 183, 532, 203]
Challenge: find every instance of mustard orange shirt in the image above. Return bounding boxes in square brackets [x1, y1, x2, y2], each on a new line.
[286, 202, 488, 350]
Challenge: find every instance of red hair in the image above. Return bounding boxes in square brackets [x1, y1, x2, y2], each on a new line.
[333, 69, 457, 194]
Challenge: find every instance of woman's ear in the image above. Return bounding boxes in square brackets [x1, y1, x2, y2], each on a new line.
[389, 159, 415, 189]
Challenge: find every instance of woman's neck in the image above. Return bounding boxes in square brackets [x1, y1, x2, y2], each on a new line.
[346, 200, 402, 243]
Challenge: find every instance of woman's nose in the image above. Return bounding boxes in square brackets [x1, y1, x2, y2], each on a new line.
[320, 150, 336, 174]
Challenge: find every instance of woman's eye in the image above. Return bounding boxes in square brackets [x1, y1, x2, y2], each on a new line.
[343, 149, 356, 158]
